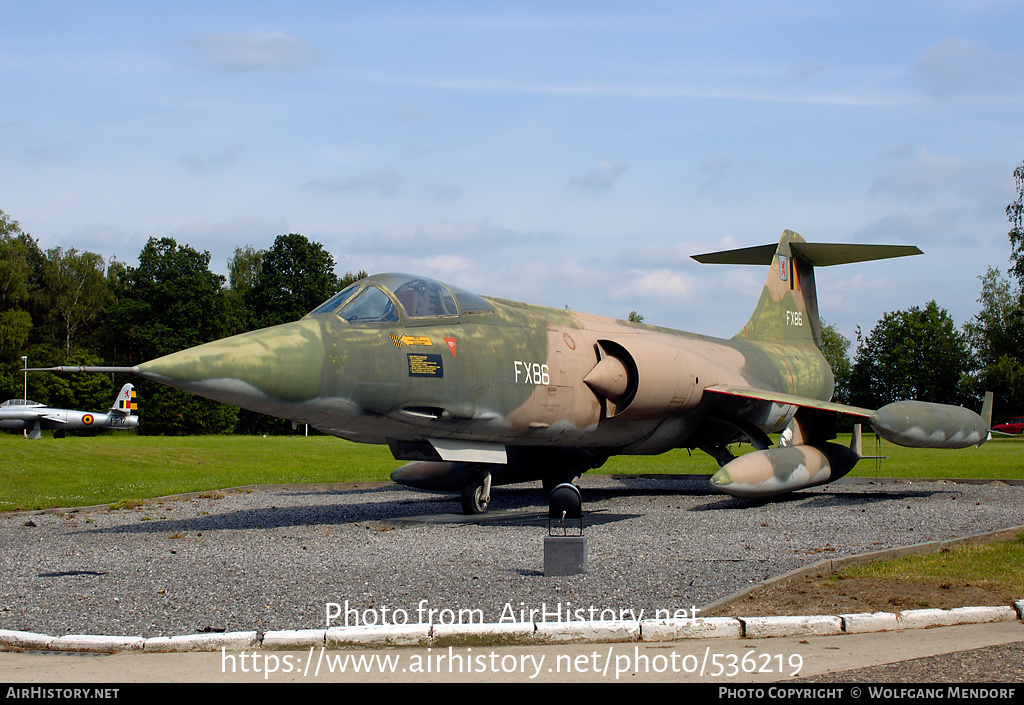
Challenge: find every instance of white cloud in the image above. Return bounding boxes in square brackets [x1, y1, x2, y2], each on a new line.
[571, 160, 627, 190]
[421, 184, 462, 203]
[699, 156, 734, 190]
[391, 103, 429, 125]
[21, 142, 75, 164]
[346, 219, 547, 255]
[913, 38, 1023, 98]
[308, 171, 404, 197]
[786, 61, 831, 81]
[180, 144, 243, 170]
[167, 217, 292, 271]
[619, 269, 696, 301]
[869, 146, 1006, 210]
[187, 30, 325, 74]
[58, 225, 131, 257]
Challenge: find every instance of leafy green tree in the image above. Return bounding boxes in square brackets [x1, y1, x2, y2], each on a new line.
[25, 345, 114, 415]
[105, 237, 236, 434]
[232, 236, 366, 434]
[0, 212, 34, 311]
[108, 238, 229, 359]
[963, 267, 1024, 420]
[980, 161, 1024, 421]
[818, 320, 852, 404]
[340, 269, 368, 289]
[228, 245, 264, 294]
[627, 311, 644, 324]
[1008, 160, 1024, 285]
[224, 245, 264, 335]
[247, 234, 341, 329]
[0, 212, 41, 398]
[37, 247, 112, 352]
[848, 301, 970, 408]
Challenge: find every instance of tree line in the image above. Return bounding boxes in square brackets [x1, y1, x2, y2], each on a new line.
[1, 159, 1022, 434]
[0, 220, 364, 434]
[821, 160, 1024, 424]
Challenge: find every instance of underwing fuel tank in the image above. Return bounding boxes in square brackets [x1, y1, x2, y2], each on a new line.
[869, 400, 990, 449]
[710, 443, 860, 498]
[391, 447, 607, 491]
[390, 461, 532, 491]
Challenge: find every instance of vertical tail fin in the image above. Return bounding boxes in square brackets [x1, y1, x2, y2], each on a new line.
[111, 383, 137, 415]
[692, 230, 922, 345]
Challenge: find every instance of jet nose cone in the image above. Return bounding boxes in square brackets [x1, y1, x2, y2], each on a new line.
[137, 319, 325, 408]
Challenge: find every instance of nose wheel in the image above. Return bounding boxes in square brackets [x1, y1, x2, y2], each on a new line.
[460, 473, 492, 514]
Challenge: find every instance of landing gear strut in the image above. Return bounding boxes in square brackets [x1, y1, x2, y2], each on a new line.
[461, 472, 492, 514]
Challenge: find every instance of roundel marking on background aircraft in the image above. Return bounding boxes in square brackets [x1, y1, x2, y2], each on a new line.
[83, 414, 94, 425]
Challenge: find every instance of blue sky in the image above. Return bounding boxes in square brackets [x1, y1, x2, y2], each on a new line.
[2, 1, 1023, 344]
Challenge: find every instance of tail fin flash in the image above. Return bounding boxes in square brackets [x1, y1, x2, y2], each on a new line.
[111, 383, 137, 415]
[693, 230, 921, 345]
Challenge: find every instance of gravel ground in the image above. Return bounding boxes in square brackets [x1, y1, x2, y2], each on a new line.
[1, 475, 1023, 640]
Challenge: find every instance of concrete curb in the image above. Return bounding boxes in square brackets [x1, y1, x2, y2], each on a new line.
[1, 603, 1021, 653]
[144, 632, 259, 653]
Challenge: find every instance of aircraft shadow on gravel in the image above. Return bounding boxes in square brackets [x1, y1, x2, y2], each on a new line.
[77, 484, 643, 534]
[690, 487, 948, 511]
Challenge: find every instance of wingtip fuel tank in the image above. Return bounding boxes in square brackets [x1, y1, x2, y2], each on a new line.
[869, 399, 990, 449]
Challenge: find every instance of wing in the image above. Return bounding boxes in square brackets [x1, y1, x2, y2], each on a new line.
[704, 385, 874, 418]
[705, 384, 992, 450]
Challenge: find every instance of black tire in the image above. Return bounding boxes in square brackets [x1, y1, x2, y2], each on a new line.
[460, 480, 489, 515]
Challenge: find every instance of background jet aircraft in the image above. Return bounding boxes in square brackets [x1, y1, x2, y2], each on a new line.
[0, 383, 138, 439]
[49, 231, 991, 513]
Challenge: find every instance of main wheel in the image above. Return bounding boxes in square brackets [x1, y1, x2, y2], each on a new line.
[461, 480, 490, 515]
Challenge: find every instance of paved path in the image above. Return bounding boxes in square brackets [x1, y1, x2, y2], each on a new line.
[2, 622, 1022, 683]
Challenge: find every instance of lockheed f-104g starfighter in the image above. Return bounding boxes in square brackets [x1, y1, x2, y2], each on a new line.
[49, 230, 991, 513]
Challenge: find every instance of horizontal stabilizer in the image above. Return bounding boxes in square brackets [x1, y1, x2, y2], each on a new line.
[692, 242, 922, 266]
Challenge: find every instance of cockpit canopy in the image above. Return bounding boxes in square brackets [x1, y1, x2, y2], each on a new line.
[309, 273, 493, 324]
[0, 399, 43, 408]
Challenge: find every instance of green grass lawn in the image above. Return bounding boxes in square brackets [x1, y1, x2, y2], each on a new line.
[1, 431, 1021, 512]
[0, 433, 395, 511]
[838, 532, 1024, 592]
[600, 434, 1024, 480]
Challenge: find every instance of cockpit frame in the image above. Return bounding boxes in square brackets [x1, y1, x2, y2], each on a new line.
[308, 273, 493, 326]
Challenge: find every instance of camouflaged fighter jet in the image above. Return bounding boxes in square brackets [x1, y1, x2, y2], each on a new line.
[0, 383, 138, 439]
[50, 230, 992, 513]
